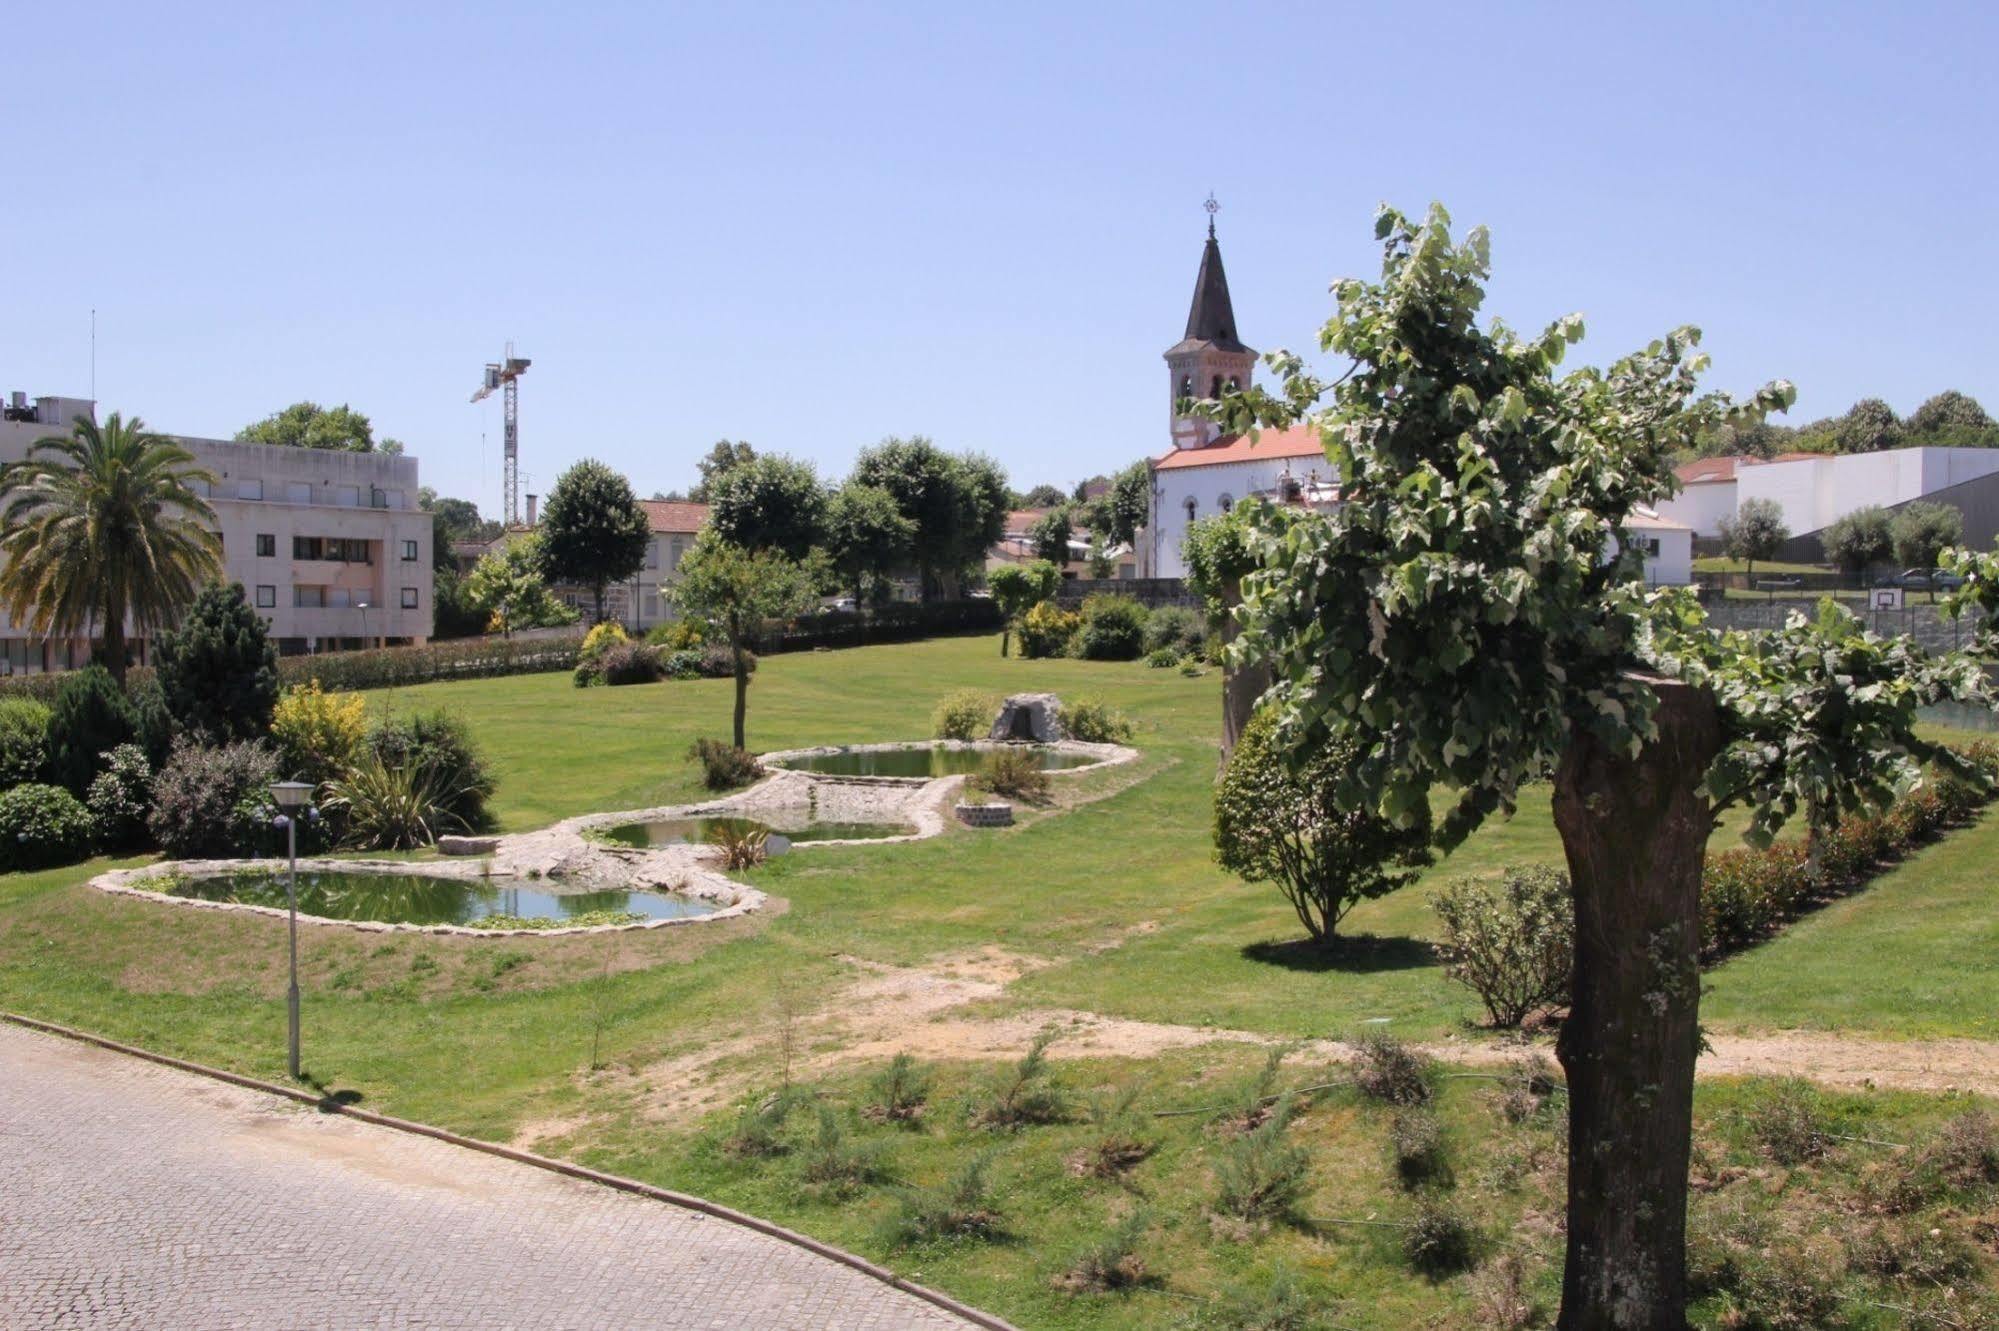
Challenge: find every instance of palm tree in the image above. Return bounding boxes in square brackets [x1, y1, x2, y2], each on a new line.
[0, 413, 222, 684]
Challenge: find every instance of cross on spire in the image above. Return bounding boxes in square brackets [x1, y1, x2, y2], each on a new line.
[1204, 192, 1219, 239]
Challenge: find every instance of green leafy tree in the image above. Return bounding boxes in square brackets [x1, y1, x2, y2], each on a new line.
[154, 583, 280, 743]
[1717, 496, 1790, 581]
[45, 666, 138, 796]
[1820, 505, 1893, 575]
[1019, 483, 1067, 508]
[236, 401, 401, 453]
[420, 491, 501, 572]
[824, 481, 915, 606]
[1889, 500, 1964, 570]
[1088, 461, 1152, 550]
[688, 440, 756, 503]
[0, 412, 221, 685]
[537, 459, 651, 623]
[1028, 507, 1073, 565]
[668, 532, 817, 748]
[463, 534, 572, 636]
[707, 453, 829, 560]
[1208, 203, 1992, 1329]
[850, 439, 1008, 600]
[985, 560, 1059, 657]
[1832, 397, 1903, 454]
[1907, 389, 1993, 438]
[1215, 709, 1431, 944]
[952, 453, 1012, 595]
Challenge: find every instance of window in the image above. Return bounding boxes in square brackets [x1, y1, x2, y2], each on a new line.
[380, 489, 404, 510]
[1210, 375, 1222, 398]
[668, 537, 686, 570]
[331, 538, 372, 564]
[1178, 375, 1192, 398]
[236, 478, 263, 501]
[285, 481, 312, 504]
[1184, 497, 1197, 522]
[1218, 493, 1235, 513]
[402, 539, 419, 562]
[645, 540, 660, 570]
[334, 485, 360, 507]
[186, 478, 211, 498]
[293, 536, 323, 560]
[401, 587, 419, 610]
[255, 533, 276, 557]
[1228, 376, 1240, 391]
[327, 587, 353, 609]
[294, 586, 326, 608]
[255, 585, 276, 608]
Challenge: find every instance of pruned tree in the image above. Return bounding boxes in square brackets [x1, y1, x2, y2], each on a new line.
[688, 440, 756, 503]
[1908, 389, 1992, 438]
[1028, 507, 1073, 565]
[850, 438, 1008, 601]
[537, 459, 651, 623]
[463, 533, 573, 637]
[1889, 500, 1964, 571]
[154, 583, 280, 744]
[236, 402, 402, 453]
[1820, 505, 1893, 575]
[1207, 203, 1992, 1330]
[1087, 461, 1151, 551]
[824, 481, 915, 607]
[1019, 483, 1067, 508]
[669, 532, 817, 749]
[1832, 397, 1903, 454]
[707, 453, 829, 560]
[986, 560, 1059, 657]
[1717, 496, 1789, 582]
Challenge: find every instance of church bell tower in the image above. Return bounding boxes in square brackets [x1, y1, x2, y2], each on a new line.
[1164, 197, 1255, 450]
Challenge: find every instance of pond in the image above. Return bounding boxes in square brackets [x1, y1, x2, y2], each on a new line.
[598, 815, 913, 853]
[166, 871, 717, 927]
[771, 745, 1101, 778]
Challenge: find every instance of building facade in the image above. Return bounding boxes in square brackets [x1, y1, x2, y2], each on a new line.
[477, 496, 710, 631]
[0, 392, 433, 673]
[1144, 224, 1338, 579]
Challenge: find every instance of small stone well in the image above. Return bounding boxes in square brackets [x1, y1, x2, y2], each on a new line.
[989, 693, 1063, 743]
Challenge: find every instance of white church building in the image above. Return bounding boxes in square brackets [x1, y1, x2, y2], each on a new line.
[1144, 219, 1331, 579]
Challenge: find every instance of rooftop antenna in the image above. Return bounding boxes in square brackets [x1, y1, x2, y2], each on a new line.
[1204, 192, 1219, 239]
[469, 342, 531, 525]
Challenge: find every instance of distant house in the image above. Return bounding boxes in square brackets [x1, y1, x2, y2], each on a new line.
[468, 495, 709, 630]
[988, 509, 1135, 581]
[1627, 507, 1694, 584]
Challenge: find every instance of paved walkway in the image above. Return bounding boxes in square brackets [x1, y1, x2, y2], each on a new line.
[0, 1023, 980, 1330]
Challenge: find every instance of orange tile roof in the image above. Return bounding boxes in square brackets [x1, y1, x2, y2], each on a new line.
[1153, 425, 1326, 472]
[1675, 455, 1746, 484]
[639, 500, 709, 533]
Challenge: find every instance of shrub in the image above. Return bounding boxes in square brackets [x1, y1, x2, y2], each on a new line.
[689, 738, 762, 790]
[646, 617, 709, 650]
[0, 697, 51, 788]
[1431, 867, 1574, 1027]
[596, 641, 666, 686]
[147, 739, 279, 859]
[712, 821, 769, 869]
[1351, 1030, 1432, 1105]
[1143, 604, 1206, 656]
[932, 690, 997, 742]
[722, 1090, 799, 1158]
[967, 1030, 1068, 1130]
[1143, 645, 1182, 669]
[1069, 1085, 1154, 1177]
[85, 745, 153, 852]
[1215, 709, 1432, 946]
[1075, 593, 1147, 661]
[322, 751, 471, 850]
[658, 648, 705, 680]
[1063, 696, 1133, 744]
[879, 1154, 1003, 1246]
[270, 682, 367, 785]
[45, 666, 138, 796]
[1200, 1265, 1318, 1331]
[1212, 1095, 1311, 1225]
[1403, 1200, 1479, 1276]
[1054, 1208, 1151, 1293]
[1882, 1110, 1999, 1213]
[126, 676, 177, 767]
[1745, 1080, 1832, 1165]
[578, 620, 629, 663]
[967, 747, 1050, 804]
[0, 783, 95, 871]
[153, 582, 280, 743]
[798, 1105, 889, 1193]
[863, 1053, 932, 1125]
[1496, 1053, 1561, 1124]
[367, 711, 494, 830]
[1017, 601, 1079, 659]
[1390, 1110, 1451, 1189]
[697, 642, 746, 679]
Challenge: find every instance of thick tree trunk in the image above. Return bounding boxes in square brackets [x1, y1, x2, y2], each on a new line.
[1218, 578, 1268, 766]
[1552, 677, 1720, 1331]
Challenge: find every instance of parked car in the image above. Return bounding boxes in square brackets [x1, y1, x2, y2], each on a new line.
[1878, 568, 1965, 591]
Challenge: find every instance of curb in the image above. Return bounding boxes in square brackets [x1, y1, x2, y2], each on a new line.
[1, 1011, 1022, 1331]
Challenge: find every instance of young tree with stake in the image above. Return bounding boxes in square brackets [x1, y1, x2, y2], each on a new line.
[1210, 204, 1993, 1331]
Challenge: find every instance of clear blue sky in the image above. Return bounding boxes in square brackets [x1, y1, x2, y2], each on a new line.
[4, 2, 1994, 517]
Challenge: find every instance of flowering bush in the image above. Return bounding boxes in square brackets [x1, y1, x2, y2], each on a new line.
[270, 682, 367, 785]
[1017, 602, 1079, 660]
[0, 697, 52, 789]
[86, 745, 154, 852]
[932, 690, 997, 741]
[0, 783, 95, 870]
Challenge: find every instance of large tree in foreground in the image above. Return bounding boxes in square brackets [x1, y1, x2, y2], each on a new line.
[668, 531, 817, 749]
[537, 459, 651, 623]
[1211, 204, 1992, 1330]
[0, 413, 221, 684]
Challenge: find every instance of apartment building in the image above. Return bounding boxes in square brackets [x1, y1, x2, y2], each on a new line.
[0, 392, 433, 673]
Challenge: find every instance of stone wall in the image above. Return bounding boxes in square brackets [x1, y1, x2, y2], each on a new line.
[1053, 577, 1195, 609]
[1704, 599, 1988, 654]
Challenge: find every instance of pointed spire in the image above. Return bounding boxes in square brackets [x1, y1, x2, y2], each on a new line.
[1181, 200, 1248, 354]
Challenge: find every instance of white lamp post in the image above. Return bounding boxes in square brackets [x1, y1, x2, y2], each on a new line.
[357, 600, 371, 652]
[269, 781, 315, 1079]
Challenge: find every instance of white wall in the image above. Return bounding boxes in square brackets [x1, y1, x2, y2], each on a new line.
[1737, 448, 1999, 537]
[1637, 528, 1693, 585]
[1149, 455, 1333, 577]
[1655, 480, 1736, 538]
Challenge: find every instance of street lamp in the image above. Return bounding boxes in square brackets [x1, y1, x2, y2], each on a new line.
[357, 600, 371, 652]
[269, 781, 315, 1080]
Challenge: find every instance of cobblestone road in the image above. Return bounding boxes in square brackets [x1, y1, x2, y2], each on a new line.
[0, 1023, 982, 1329]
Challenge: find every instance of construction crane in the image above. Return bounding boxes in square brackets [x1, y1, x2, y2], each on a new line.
[469, 345, 531, 526]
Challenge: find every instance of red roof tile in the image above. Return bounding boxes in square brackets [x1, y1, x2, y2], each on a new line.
[639, 500, 709, 534]
[1153, 425, 1326, 472]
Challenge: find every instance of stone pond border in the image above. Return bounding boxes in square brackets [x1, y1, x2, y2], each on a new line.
[82, 739, 1139, 938]
[758, 736, 1136, 784]
[0, 1011, 1022, 1331]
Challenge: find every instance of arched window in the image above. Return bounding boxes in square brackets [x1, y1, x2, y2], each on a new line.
[1178, 375, 1193, 398]
[1227, 376, 1240, 391]
[1210, 375, 1223, 398]
[1218, 493, 1234, 513]
[1184, 497, 1198, 523]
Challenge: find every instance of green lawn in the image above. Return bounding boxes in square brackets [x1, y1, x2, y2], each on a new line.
[2, 634, 1994, 1328]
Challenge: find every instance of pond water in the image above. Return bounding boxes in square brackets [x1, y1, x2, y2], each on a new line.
[167, 871, 717, 927]
[598, 815, 913, 853]
[772, 745, 1101, 778]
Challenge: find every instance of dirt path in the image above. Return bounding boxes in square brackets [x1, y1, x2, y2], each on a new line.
[562, 945, 1999, 1146]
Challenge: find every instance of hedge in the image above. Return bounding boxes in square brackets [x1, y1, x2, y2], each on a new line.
[1699, 743, 1998, 962]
